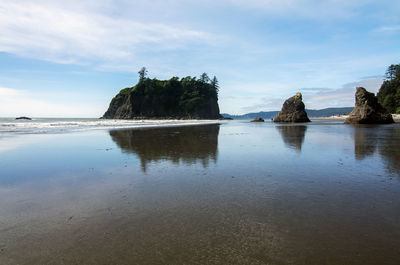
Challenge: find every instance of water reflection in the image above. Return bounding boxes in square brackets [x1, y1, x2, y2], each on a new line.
[109, 124, 219, 172]
[352, 124, 400, 175]
[353, 125, 379, 160]
[2, 122, 400, 264]
[276, 125, 307, 152]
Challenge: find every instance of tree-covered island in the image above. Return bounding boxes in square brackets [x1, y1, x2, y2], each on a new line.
[102, 68, 221, 119]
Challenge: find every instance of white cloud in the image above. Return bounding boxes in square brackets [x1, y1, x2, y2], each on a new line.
[373, 25, 400, 34]
[0, 86, 103, 117]
[0, 87, 22, 96]
[0, 1, 218, 68]
[302, 77, 384, 109]
[221, 76, 385, 114]
[0, 0, 385, 71]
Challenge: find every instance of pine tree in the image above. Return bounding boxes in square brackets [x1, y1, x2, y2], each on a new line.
[211, 76, 219, 95]
[200, 73, 210, 83]
[138, 67, 148, 81]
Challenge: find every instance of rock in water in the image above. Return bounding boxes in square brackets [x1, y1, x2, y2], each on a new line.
[273, 93, 310, 123]
[251, 117, 264, 122]
[15, 116, 32, 120]
[344, 87, 394, 124]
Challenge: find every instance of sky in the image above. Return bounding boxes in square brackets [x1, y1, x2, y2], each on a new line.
[0, 0, 400, 117]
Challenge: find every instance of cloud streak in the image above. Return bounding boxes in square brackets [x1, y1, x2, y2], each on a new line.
[302, 77, 384, 109]
[226, 0, 377, 19]
[0, 1, 218, 68]
[373, 25, 400, 34]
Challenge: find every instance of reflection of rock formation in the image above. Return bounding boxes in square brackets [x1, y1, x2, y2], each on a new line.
[353, 125, 379, 160]
[377, 127, 400, 175]
[276, 125, 307, 152]
[109, 125, 219, 172]
[352, 125, 400, 175]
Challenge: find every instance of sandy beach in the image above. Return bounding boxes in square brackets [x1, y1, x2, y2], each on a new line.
[1, 121, 400, 264]
[392, 114, 400, 122]
[313, 113, 400, 122]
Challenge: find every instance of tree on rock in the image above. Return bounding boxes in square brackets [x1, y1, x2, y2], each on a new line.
[211, 76, 219, 95]
[385, 64, 400, 81]
[138, 67, 148, 81]
[200, 73, 210, 83]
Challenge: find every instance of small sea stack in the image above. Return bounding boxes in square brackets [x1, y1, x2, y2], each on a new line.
[251, 117, 264, 122]
[344, 87, 394, 124]
[273, 93, 310, 123]
[15, 116, 32, 120]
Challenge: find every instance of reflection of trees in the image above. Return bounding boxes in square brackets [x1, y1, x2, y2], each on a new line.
[352, 125, 400, 175]
[109, 125, 219, 172]
[276, 125, 307, 152]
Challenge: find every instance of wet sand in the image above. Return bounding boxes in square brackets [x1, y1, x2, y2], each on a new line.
[1, 121, 400, 264]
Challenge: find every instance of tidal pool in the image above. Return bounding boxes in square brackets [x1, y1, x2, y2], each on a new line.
[0, 121, 399, 264]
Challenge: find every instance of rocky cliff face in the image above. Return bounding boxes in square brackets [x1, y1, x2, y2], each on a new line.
[102, 78, 221, 119]
[102, 93, 132, 119]
[273, 93, 311, 123]
[344, 87, 394, 124]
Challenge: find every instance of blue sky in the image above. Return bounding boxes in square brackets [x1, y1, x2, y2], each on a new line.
[0, 0, 400, 117]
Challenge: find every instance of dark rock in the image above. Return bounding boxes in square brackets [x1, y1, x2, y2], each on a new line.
[273, 93, 310, 123]
[102, 93, 132, 120]
[15, 116, 32, 120]
[344, 87, 394, 124]
[251, 117, 264, 122]
[102, 78, 221, 120]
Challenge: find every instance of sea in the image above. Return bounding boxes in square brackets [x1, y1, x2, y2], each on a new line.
[0, 119, 399, 264]
[0, 117, 220, 135]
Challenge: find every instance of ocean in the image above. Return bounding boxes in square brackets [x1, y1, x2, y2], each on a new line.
[0, 118, 220, 135]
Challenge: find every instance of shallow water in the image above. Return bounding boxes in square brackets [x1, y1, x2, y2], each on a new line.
[0, 121, 399, 264]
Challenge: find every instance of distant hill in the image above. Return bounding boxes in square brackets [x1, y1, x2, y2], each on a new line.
[221, 111, 279, 120]
[222, 107, 353, 119]
[306, 107, 353, 117]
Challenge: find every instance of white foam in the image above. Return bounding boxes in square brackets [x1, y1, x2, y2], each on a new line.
[0, 118, 221, 135]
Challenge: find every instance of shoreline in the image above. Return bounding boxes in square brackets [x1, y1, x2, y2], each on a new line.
[312, 114, 400, 122]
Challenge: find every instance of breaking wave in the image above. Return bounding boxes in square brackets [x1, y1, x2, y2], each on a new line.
[0, 118, 220, 135]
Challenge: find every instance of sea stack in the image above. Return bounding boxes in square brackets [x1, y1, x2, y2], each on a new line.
[273, 92, 311, 123]
[102, 76, 221, 120]
[344, 87, 394, 124]
[15, 116, 32, 120]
